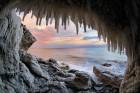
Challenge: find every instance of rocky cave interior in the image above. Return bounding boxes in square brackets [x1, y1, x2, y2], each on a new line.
[0, 0, 140, 93]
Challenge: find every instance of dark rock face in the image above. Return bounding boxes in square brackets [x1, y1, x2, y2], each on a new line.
[120, 59, 140, 93]
[20, 24, 36, 51]
[93, 66, 123, 88]
[93, 66, 122, 93]
[67, 71, 93, 91]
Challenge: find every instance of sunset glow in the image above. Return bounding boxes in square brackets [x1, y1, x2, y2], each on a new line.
[18, 13, 106, 48]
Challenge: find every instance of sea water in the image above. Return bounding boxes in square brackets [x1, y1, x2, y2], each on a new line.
[28, 45, 127, 77]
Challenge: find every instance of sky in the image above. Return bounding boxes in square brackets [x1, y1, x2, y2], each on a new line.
[18, 13, 106, 48]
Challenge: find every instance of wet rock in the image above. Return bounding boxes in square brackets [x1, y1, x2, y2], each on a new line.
[67, 71, 94, 90]
[93, 66, 122, 88]
[59, 63, 70, 70]
[77, 90, 96, 93]
[94, 84, 119, 93]
[37, 57, 48, 64]
[102, 63, 112, 67]
[92, 63, 124, 93]
[47, 81, 69, 93]
[68, 69, 79, 73]
[48, 58, 58, 64]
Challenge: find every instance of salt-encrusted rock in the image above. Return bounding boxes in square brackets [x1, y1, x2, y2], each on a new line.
[0, 10, 23, 76]
[19, 50, 50, 80]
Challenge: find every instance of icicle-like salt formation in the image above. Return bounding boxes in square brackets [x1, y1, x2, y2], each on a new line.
[8, 0, 138, 59]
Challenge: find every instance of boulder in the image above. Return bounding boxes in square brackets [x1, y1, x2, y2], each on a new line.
[20, 24, 36, 51]
[59, 63, 70, 70]
[93, 66, 123, 88]
[67, 71, 94, 90]
[94, 84, 119, 93]
[19, 50, 50, 80]
[47, 81, 69, 93]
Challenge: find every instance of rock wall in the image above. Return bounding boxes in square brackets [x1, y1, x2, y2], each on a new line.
[0, 10, 23, 93]
[0, 10, 23, 77]
[120, 57, 140, 93]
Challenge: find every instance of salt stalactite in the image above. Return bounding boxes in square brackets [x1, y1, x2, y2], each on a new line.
[73, 17, 79, 35]
[11, 0, 137, 58]
[83, 19, 87, 33]
[49, 15, 53, 25]
[54, 13, 60, 33]
[46, 12, 51, 26]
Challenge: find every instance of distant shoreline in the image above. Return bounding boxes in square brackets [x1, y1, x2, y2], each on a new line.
[30, 45, 107, 49]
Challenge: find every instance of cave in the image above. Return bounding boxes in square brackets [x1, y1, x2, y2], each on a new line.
[0, 0, 140, 93]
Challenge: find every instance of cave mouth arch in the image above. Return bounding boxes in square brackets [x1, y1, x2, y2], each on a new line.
[3, 0, 135, 58]
[19, 12, 127, 77]
[1, 0, 140, 93]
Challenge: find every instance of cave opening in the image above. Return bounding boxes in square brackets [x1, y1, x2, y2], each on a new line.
[17, 12, 127, 84]
[1, 0, 140, 93]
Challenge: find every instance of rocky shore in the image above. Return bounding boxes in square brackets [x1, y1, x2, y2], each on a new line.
[0, 12, 122, 93]
[19, 25, 121, 93]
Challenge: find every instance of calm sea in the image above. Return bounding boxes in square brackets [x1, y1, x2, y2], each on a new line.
[28, 46, 127, 76]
